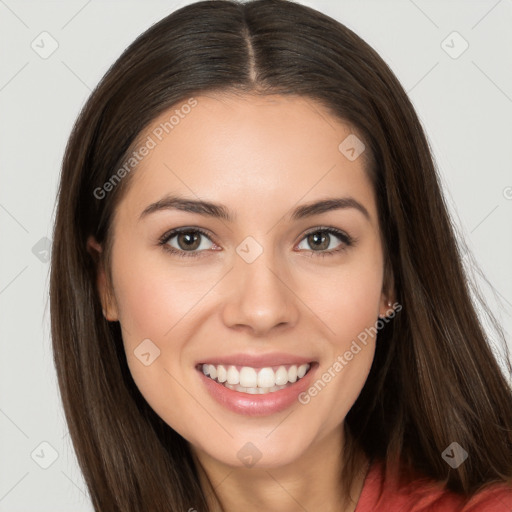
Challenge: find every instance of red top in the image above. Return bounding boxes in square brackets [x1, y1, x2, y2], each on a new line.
[355, 459, 512, 511]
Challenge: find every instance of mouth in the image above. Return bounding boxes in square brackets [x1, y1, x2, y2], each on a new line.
[196, 362, 314, 395]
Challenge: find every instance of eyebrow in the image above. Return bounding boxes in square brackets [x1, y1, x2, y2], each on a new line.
[138, 194, 370, 222]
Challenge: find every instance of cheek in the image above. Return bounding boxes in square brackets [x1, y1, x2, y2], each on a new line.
[111, 249, 206, 436]
[298, 249, 382, 414]
[110, 246, 223, 423]
[294, 277, 380, 436]
[327, 267, 382, 339]
[304, 250, 384, 347]
[111, 246, 208, 339]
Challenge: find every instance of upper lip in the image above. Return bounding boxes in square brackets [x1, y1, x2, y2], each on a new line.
[196, 352, 316, 368]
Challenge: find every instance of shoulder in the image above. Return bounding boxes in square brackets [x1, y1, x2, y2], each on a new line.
[457, 483, 512, 511]
[355, 458, 512, 512]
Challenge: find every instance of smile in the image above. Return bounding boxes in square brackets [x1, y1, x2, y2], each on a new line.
[199, 363, 312, 394]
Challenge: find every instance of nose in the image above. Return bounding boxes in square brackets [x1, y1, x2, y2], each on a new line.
[220, 246, 300, 337]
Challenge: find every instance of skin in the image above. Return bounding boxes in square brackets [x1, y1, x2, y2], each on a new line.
[88, 93, 394, 512]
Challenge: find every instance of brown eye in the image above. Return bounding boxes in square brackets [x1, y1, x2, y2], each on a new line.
[296, 228, 354, 257]
[307, 231, 330, 251]
[159, 228, 215, 258]
[175, 231, 202, 251]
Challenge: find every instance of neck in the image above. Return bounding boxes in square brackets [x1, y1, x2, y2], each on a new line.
[191, 425, 369, 512]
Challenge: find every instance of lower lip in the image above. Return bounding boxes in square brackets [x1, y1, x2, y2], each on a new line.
[197, 364, 318, 416]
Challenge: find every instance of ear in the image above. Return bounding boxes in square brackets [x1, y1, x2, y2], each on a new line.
[86, 235, 119, 322]
[378, 263, 396, 319]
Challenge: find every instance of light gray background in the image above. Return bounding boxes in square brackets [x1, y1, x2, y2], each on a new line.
[1, 0, 511, 510]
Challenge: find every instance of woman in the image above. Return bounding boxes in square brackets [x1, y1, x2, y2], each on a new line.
[50, 0, 512, 510]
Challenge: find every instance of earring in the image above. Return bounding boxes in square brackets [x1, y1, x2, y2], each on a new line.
[378, 301, 393, 320]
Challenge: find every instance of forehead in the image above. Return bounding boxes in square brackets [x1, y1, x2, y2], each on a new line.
[117, 93, 377, 224]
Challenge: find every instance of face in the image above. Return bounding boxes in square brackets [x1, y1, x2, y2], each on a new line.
[89, 93, 392, 471]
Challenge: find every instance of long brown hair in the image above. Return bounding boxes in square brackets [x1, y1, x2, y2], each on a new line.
[50, 0, 512, 510]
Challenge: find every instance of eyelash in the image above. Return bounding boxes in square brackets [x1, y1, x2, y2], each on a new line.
[158, 226, 355, 259]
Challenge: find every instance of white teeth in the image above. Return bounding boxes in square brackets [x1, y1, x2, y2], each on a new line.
[208, 364, 217, 379]
[239, 367, 258, 388]
[226, 365, 239, 385]
[225, 383, 289, 393]
[216, 365, 227, 383]
[257, 367, 275, 388]
[275, 366, 289, 386]
[201, 362, 311, 393]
